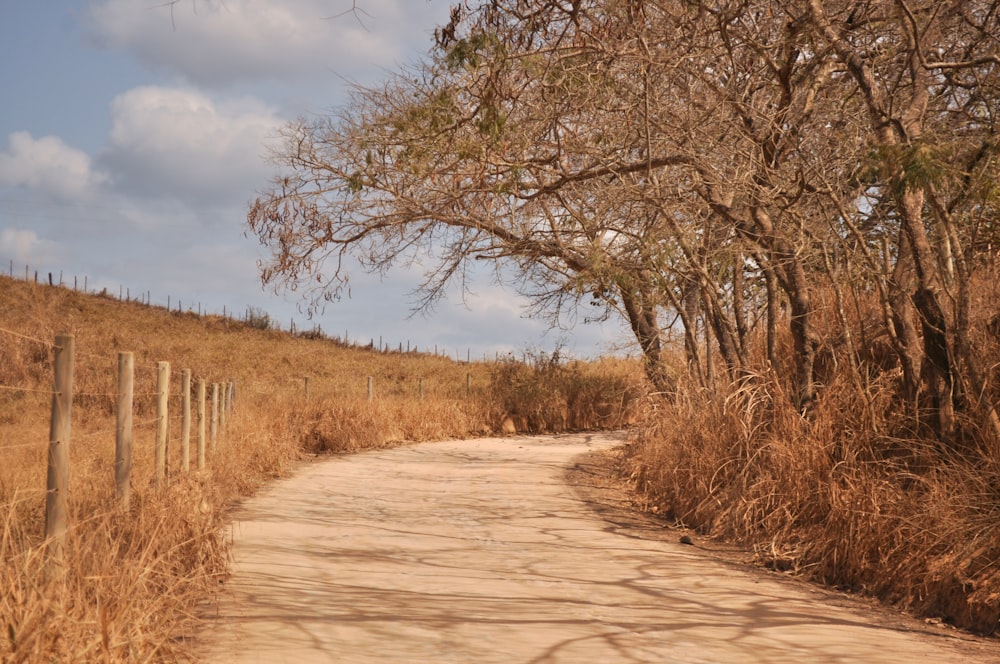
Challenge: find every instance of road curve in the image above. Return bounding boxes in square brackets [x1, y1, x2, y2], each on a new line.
[200, 433, 991, 663]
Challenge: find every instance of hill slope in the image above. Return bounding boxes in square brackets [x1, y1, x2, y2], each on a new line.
[0, 275, 642, 661]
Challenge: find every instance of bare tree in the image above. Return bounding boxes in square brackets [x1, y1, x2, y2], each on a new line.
[250, 0, 1000, 438]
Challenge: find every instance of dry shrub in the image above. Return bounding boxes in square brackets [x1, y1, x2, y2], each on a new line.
[290, 396, 489, 454]
[488, 350, 644, 433]
[626, 368, 1000, 636]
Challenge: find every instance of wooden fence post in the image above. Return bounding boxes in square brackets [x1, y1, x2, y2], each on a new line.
[197, 378, 206, 470]
[418, 377, 424, 399]
[367, 376, 373, 402]
[115, 352, 133, 509]
[211, 383, 219, 451]
[181, 369, 191, 473]
[304, 376, 310, 401]
[220, 383, 228, 433]
[45, 334, 74, 565]
[155, 361, 170, 485]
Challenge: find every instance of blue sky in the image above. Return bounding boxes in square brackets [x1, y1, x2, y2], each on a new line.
[0, 0, 630, 359]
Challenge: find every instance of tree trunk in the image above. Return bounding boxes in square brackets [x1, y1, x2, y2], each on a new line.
[619, 283, 675, 395]
[680, 274, 705, 385]
[912, 287, 955, 438]
[733, 256, 748, 357]
[785, 262, 817, 413]
[763, 260, 779, 372]
[899, 188, 955, 438]
[702, 287, 744, 379]
[888, 230, 923, 405]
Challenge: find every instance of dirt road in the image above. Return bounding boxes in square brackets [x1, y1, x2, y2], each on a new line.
[201, 433, 994, 663]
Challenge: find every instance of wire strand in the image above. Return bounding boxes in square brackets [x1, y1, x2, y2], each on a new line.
[0, 326, 52, 346]
[0, 441, 48, 450]
[0, 383, 53, 396]
[73, 391, 116, 399]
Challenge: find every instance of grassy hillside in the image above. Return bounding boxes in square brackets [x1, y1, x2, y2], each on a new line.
[0, 276, 643, 661]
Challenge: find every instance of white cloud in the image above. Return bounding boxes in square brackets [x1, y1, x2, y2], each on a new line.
[0, 132, 107, 201]
[0, 228, 65, 266]
[100, 85, 282, 206]
[86, 0, 450, 87]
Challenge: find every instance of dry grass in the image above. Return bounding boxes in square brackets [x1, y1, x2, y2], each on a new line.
[486, 349, 645, 434]
[625, 347, 1000, 636]
[0, 276, 642, 661]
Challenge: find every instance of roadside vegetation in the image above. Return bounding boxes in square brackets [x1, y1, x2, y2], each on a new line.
[626, 274, 1000, 636]
[0, 276, 641, 661]
[248, 0, 1000, 639]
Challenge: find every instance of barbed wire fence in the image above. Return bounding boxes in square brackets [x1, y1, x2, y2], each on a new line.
[0, 328, 235, 571]
[3, 260, 490, 363]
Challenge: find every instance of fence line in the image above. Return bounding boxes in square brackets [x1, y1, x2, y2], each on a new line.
[0, 325, 520, 617]
[2, 263, 481, 363]
[3, 326, 487, 574]
[0, 332, 238, 574]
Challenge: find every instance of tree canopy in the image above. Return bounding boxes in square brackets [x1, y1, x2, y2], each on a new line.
[250, 0, 1000, 439]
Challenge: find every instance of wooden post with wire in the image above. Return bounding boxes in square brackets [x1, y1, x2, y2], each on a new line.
[115, 352, 133, 509]
[220, 382, 228, 433]
[155, 361, 170, 485]
[45, 334, 74, 566]
[210, 383, 219, 452]
[181, 369, 191, 472]
[197, 378, 206, 470]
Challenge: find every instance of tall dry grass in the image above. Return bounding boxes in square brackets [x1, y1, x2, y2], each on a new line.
[486, 349, 645, 434]
[0, 276, 642, 661]
[625, 287, 1000, 636]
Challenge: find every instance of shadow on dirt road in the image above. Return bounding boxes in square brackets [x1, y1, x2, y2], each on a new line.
[200, 433, 995, 663]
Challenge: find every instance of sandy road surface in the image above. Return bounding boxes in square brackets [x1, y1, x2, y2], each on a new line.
[201, 433, 995, 663]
